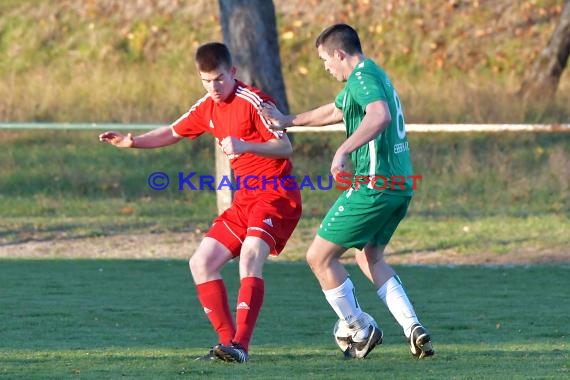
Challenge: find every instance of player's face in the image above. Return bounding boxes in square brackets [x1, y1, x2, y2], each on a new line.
[199, 66, 236, 103]
[318, 45, 344, 82]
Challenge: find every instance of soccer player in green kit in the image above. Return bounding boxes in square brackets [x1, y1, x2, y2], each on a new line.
[261, 24, 434, 359]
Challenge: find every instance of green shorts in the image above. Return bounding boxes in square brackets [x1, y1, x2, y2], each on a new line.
[317, 187, 412, 250]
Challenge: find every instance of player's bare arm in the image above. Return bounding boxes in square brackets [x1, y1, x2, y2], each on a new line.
[99, 126, 182, 149]
[220, 134, 293, 158]
[260, 102, 342, 130]
[330, 101, 390, 177]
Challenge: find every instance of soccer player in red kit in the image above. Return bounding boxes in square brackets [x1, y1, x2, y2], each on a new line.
[99, 42, 302, 363]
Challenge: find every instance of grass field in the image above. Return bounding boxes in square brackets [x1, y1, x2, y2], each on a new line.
[0, 260, 568, 379]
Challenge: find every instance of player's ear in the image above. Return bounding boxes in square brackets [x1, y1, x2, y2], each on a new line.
[334, 49, 346, 61]
[230, 66, 237, 77]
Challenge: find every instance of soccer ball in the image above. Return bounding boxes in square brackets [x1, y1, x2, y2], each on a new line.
[333, 312, 378, 352]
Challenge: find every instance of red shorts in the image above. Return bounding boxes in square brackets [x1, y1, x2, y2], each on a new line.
[206, 186, 302, 257]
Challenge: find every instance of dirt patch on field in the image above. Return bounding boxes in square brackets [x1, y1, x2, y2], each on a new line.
[1, 231, 568, 265]
[0, 232, 202, 260]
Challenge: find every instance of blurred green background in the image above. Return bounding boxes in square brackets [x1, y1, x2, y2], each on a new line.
[0, 0, 568, 123]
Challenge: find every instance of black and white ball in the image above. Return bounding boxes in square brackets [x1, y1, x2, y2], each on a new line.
[332, 312, 378, 351]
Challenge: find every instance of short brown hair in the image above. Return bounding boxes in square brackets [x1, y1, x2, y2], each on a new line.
[195, 42, 232, 71]
[315, 24, 362, 55]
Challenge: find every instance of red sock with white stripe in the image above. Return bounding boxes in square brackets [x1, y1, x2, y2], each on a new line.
[196, 279, 235, 346]
[233, 276, 264, 352]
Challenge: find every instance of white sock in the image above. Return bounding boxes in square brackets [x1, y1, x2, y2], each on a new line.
[377, 275, 419, 338]
[323, 277, 363, 326]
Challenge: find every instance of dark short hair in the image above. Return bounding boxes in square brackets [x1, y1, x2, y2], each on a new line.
[315, 24, 362, 55]
[195, 42, 232, 71]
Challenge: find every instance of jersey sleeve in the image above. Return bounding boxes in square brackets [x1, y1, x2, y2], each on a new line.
[334, 88, 346, 109]
[170, 95, 210, 139]
[348, 68, 386, 109]
[253, 95, 284, 141]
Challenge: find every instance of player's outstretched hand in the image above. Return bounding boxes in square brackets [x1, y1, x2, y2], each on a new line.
[259, 102, 292, 131]
[98, 131, 134, 148]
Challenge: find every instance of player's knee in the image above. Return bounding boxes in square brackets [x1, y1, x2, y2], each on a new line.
[240, 240, 257, 258]
[361, 251, 382, 266]
[188, 255, 198, 276]
[362, 244, 386, 261]
[188, 252, 206, 277]
[305, 248, 316, 267]
[306, 248, 327, 271]
[240, 237, 270, 260]
[239, 246, 266, 278]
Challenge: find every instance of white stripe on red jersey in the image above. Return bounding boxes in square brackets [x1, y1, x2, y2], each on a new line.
[236, 86, 282, 139]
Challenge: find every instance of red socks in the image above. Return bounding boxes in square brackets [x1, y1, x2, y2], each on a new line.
[196, 277, 265, 353]
[233, 277, 265, 352]
[196, 279, 235, 346]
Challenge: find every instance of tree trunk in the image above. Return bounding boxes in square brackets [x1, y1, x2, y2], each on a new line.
[218, 0, 289, 114]
[518, 1, 570, 101]
[216, 0, 289, 213]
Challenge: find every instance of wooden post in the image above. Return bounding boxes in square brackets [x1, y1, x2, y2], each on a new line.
[215, 147, 232, 214]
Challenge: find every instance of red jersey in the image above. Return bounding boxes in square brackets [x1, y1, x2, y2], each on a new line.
[170, 80, 292, 181]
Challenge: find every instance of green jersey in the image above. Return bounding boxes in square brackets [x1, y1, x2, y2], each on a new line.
[335, 58, 414, 195]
